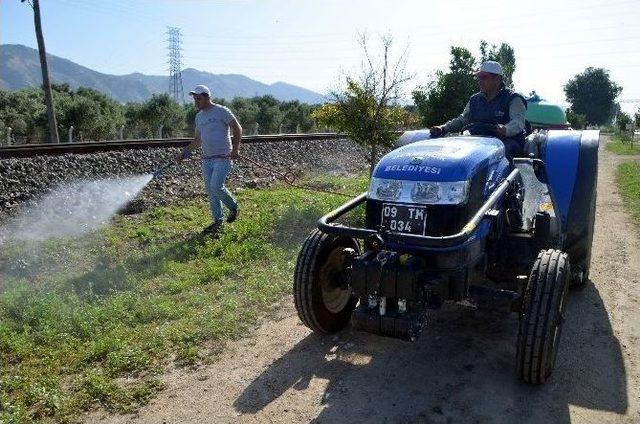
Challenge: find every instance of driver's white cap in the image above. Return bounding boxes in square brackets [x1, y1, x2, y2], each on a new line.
[189, 84, 211, 96]
[475, 61, 503, 76]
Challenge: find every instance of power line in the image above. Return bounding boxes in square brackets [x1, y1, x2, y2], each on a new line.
[57, 0, 640, 45]
[41, 0, 640, 99]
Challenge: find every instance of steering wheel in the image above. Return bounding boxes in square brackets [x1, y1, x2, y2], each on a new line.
[460, 122, 499, 137]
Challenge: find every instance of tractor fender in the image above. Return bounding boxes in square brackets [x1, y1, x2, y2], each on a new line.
[542, 130, 599, 266]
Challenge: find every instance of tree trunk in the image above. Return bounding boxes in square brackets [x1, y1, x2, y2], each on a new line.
[369, 139, 378, 176]
[32, 0, 59, 144]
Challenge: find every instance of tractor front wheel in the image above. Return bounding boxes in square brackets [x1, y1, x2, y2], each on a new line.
[517, 249, 570, 384]
[294, 229, 359, 333]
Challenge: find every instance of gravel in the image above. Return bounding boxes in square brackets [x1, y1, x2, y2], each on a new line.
[0, 139, 369, 220]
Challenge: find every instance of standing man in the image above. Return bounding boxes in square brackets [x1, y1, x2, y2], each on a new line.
[178, 85, 241, 235]
[430, 61, 528, 159]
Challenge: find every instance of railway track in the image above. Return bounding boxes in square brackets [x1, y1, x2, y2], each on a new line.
[0, 133, 345, 159]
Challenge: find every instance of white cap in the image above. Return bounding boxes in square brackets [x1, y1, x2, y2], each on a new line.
[476, 61, 503, 76]
[189, 84, 211, 96]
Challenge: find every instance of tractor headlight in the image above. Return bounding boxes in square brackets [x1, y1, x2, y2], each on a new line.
[371, 178, 402, 200]
[411, 182, 440, 203]
[369, 178, 469, 205]
[439, 181, 470, 204]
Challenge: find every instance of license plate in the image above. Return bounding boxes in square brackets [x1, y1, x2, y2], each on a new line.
[380, 203, 427, 235]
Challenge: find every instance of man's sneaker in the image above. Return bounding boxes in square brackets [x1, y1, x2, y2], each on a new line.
[202, 221, 222, 235]
[226, 208, 238, 223]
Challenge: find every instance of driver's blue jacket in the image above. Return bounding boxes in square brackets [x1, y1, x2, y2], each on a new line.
[442, 88, 527, 137]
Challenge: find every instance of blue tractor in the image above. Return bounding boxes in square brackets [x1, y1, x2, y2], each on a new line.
[293, 125, 599, 384]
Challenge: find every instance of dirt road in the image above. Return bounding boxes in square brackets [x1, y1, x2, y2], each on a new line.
[93, 137, 640, 423]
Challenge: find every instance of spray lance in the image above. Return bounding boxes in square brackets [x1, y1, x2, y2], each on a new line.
[152, 150, 193, 180]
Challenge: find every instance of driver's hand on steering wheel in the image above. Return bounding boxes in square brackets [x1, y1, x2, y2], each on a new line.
[495, 124, 507, 137]
[430, 126, 444, 137]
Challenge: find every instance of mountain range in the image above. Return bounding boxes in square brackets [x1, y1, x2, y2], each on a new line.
[0, 44, 326, 104]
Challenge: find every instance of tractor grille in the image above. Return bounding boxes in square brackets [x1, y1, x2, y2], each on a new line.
[365, 169, 487, 237]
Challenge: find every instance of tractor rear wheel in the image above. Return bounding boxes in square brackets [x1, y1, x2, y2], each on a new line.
[294, 229, 359, 333]
[517, 249, 570, 384]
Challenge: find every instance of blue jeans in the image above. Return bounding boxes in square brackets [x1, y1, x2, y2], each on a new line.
[201, 158, 237, 223]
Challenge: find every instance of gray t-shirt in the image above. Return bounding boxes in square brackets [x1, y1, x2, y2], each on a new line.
[195, 104, 237, 157]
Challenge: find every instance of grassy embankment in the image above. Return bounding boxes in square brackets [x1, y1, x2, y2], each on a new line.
[616, 162, 640, 228]
[606, 132, 640, 155]
[0, 175, 367, 423]
[607, 130, 640, 228]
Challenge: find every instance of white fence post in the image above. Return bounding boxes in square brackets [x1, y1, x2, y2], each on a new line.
[68, 126, 74, 143]
[6, 127, 12, 145]
[119, 125, 125, 140]
[157, 125, 164, 139]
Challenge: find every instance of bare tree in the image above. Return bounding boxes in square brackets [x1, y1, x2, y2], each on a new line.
[313, 34, 414, 173]
[358, 34, 413, 167]
[22, 0, 60, 144]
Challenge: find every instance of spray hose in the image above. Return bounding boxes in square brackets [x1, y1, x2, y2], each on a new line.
[152, 162, 176, 179]
[152, 154, 357, 198]
[236, 154, 356, 198]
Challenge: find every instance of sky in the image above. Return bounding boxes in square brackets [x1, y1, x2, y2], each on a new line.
[1, 0, 639, 114]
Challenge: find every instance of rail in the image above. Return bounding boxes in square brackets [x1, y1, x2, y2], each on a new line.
[0, 133, 347, 159]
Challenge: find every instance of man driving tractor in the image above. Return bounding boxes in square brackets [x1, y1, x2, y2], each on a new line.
[430, 60, 528, 159]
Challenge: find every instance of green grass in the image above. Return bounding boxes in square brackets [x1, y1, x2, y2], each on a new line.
[606, 133, 640, 155]
[616, 162, 640, 228]
[0, 174, 368, 423]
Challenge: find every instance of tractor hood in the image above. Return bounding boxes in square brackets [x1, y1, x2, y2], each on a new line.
[373, 136, 505, 182]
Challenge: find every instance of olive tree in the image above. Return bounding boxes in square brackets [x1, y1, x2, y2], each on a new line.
[125, 94, 186, 138]
[412, 41, 517, 127]
[566, 108, 587, 129]
[412, 46, 477, 127]
[480, 40, 516, 88]
[616, 111, 632, 133]
[564, 67, 622, 125]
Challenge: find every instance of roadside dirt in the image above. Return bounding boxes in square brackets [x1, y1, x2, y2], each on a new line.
[91, 136, 640, 423]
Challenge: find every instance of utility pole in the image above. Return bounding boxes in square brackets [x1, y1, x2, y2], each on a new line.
[166, 27, 185, 104]
[23, 0, 60, 143]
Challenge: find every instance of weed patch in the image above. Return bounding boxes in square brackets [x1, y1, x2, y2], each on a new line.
[0, 175, 368, 423]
